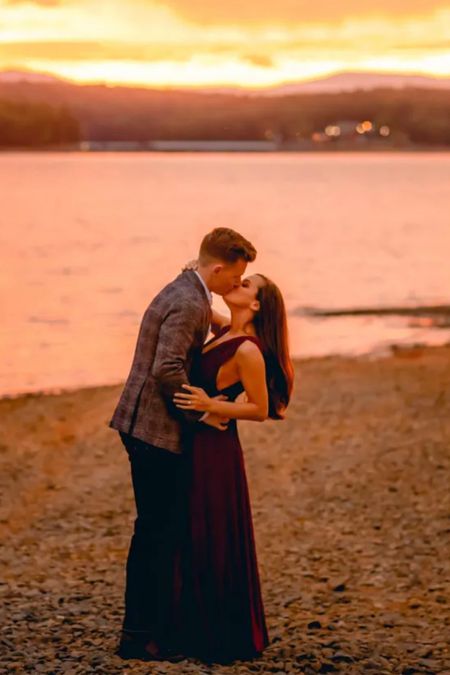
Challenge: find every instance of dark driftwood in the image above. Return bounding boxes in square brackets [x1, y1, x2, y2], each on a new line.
[293, 304, 450, 319]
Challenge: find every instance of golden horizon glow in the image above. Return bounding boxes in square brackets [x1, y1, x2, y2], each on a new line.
[0, 1, 449, 88]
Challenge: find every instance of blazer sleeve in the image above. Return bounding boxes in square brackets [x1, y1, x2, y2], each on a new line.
[151, 300, 205, 425]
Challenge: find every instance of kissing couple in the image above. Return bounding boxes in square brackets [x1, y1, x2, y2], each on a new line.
[109, 227, 294, 665]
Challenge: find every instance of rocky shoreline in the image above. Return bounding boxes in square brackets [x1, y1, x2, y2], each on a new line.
[0, 345, 449, 674]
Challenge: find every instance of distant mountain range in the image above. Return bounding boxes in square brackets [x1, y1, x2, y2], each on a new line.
[262, 72, 450, 96]
[0, 68, 449, 94]
[0, 69, 62, 84]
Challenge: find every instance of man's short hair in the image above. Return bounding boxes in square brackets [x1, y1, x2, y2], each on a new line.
[199, 228, 257, 265]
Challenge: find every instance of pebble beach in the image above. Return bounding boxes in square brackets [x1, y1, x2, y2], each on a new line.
[0, 344, 449, 674]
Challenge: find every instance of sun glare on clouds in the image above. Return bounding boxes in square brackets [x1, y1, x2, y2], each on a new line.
[0, 0, 449, 87]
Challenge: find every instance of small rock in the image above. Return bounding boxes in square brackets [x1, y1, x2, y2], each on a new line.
[318, 663, 338, 673]
[331, 652, 354, 663]
[307, 621, 322, 630]
[332, 584, 346, 592]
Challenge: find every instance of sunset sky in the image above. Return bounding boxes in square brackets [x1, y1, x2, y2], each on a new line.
[1, 0, 450, 88]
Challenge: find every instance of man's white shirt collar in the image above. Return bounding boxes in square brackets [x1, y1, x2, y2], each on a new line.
[194, 270, 213, 306]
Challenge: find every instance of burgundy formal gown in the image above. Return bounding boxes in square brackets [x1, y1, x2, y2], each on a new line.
[177, 326, 269, 663]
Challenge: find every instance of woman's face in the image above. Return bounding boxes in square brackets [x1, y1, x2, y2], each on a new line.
[223, 274, 265, 310]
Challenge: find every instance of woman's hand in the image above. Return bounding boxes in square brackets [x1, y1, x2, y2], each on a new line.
[202, 413, 230, 431]
[173, 384, 213, 412]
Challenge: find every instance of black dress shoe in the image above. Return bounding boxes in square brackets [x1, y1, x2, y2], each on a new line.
[115, 641, 185, 663]
[156, 646, 186, 663]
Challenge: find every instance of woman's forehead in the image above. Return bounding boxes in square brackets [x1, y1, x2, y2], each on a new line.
[245, 274, 263, 285]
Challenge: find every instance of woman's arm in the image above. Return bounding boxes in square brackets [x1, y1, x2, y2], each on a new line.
[173, 341, 268, 422]
[210, 309, 230, 336]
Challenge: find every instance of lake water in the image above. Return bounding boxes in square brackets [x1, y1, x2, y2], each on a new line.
[1, 151, 449, 397]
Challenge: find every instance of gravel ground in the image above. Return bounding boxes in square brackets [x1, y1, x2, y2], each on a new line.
[0, 345, 449, 674]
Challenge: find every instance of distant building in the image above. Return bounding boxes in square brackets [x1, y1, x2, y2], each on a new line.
[312, 120, 390, 144]
[78, 140, 279, 152]
[79, 141, 150, 151]
[323, 120, 361, 140]
[311, 121, 360, 143]
[150, 140, 279, 152]
[335, 120, 361, 137]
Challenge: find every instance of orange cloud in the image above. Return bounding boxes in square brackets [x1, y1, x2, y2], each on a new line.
[0, 43, 278, 79]
[0, 40, 215, 61]
[1, 0, 449, 86]
[158, 0, 450, 25]
[3, 0, 449, 23]
[4, 0, 63, 5]
[242, 54, 274, 68]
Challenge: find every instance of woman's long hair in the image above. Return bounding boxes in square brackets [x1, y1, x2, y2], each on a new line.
[253, 275, 294, 420]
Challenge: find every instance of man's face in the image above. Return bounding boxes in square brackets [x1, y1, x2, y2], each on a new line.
[209, 258, 248, 296]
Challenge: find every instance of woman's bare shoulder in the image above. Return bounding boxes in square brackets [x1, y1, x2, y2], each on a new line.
[235, 337, 264, 361]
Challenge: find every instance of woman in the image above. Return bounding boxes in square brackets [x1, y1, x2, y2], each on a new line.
[172, 269, 294, 664]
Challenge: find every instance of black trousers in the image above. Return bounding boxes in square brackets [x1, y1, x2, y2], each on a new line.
[118, 431, 189, 647]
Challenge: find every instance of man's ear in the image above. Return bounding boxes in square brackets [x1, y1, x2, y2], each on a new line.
[212, 264, 224, 274]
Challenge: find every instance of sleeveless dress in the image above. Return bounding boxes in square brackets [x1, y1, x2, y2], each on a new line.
[177, 326, 269, 663]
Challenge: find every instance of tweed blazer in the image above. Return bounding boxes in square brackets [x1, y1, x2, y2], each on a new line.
[109, 269, 212, 453]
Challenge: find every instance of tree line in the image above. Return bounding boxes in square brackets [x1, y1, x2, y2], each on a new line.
[0, 83, 449, 146]
[0, 100, 80, 146]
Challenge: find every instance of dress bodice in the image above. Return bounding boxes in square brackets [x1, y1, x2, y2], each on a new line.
[191, 326, 263, 402]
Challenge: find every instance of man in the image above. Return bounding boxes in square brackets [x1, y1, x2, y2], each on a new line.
[109, 227, 257, 662]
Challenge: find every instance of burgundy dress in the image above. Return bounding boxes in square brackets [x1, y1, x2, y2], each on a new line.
[178, 326, 269, 663]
